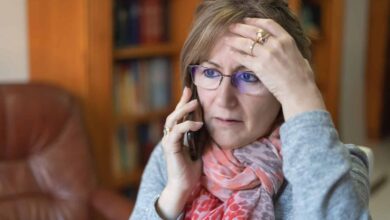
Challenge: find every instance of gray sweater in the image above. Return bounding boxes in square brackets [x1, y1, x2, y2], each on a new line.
[130, 110, 371, 219]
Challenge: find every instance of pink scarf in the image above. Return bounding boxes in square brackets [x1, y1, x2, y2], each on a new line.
[184, 128, 284, 220]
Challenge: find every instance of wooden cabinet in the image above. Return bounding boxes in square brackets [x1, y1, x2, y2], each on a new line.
[29, 0, 114, 187]
[28, 0, 342, 191]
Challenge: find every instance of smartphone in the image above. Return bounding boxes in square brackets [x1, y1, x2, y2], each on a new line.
[184, 84, 208, 161]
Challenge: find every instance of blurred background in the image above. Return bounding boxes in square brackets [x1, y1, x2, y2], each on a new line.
[0, 0, 388, 219]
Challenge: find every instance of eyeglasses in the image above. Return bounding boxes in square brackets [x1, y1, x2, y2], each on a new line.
[188, 64, 263, 95]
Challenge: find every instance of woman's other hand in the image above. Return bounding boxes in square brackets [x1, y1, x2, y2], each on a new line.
[158, 87, 203, 219]
[226, 18, 326, 120]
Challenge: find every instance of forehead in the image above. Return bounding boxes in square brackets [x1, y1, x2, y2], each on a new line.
[208, 32, 235, 55]
[201, 33, 248, 70]
[196, 29, 231, 61]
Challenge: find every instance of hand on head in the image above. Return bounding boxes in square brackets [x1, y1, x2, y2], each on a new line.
[225, 18, 326, 120]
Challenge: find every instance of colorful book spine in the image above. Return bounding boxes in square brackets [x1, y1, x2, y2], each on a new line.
[114, 0, 167, 47]
[113, 57, 171, 116]
[113, 125, 139, 177]
[140, 0, 163, 44]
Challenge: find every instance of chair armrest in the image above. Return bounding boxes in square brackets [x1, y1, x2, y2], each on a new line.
[90, 188, 134, 220]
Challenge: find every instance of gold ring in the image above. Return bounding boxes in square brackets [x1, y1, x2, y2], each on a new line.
[249, 40, 257, 56]
[256, 29, 270, 45]
[163, 126, 172, 136]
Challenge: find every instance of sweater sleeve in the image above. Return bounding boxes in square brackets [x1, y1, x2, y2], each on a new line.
[130, 143, 167, 220]
[280, 110, 371, 219]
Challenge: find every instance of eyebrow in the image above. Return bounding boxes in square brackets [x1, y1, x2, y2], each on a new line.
[203, 61, 249, 72]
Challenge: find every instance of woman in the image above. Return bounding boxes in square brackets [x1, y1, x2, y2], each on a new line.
[130, 0, 370, 219]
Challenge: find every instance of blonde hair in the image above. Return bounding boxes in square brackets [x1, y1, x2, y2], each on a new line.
[180, 0, 311, 87]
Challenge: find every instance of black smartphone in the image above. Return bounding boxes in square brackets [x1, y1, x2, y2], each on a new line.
[184, 84, 208, 161]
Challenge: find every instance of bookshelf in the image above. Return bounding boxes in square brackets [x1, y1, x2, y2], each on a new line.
[28, 0, 343, 195]
[28, 0, 201, 192]
[109, 0, 203, 192]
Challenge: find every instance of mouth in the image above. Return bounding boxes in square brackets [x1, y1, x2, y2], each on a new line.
[214, 117, 243, 126]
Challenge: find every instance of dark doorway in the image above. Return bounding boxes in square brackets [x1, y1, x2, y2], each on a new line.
[381, 13, 390, 138]
[366, 0, 390, 140]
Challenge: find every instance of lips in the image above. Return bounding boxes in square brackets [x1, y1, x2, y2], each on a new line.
[216, 117, 240, 122]
[214, 117, 242, 125]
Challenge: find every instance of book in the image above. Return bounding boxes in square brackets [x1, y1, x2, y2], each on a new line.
[139, 0, 164, 44]
[113, 124, 139, 176]
[149, 57, 171, 110]
[117, 125, 131, 172]
[114, 0, 129, 47]
[113, 57, 172, 116]
[127, 0, 140, 45]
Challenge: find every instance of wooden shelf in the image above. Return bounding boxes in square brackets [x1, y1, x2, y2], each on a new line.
[115, 107, 173, 124]
[114, 43, 180, 60]
[112, 167, 143, 189]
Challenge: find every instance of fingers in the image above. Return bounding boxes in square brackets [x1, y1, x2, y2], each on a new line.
[224, 34, 275, 64]
[164, 86, 202, 132]
[166, 121, 204, 144]
[229, 23, 260, 43]
[229, 18, 289, 42]
[230, 20, 297, 52]
[226, 22, 296, 62]
[243, 18, 287, 38]
[224, 35, 257, 56]
[162, 120, 203, 155]
[226, 45, 264, 79]
[165, 98, 199, 129]
[166, 87, 195, 128]
[175, 87, 192, 110]
[162, 86, 204, 156]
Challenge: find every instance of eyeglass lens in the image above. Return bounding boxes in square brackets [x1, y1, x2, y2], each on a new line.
[189, 65, 262, 95]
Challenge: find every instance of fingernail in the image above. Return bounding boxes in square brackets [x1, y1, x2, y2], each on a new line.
[189, 99, 196, 103]
[183, 87, 190, 96]
[196, 121, 204, 126]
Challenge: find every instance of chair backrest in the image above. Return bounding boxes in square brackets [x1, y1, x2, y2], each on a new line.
[357, 145, 374, 180]
[0, 84, 96, 220]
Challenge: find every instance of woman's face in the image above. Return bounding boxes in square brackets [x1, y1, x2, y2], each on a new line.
[197, 33, 281, 149]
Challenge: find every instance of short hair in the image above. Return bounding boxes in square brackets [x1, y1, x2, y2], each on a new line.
[180, 0, 311, 87]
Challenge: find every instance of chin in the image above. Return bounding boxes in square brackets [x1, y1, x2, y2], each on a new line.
[211, 136, 247, 149]
[210, 129, 267, 149]
[207, 125, 261, 149]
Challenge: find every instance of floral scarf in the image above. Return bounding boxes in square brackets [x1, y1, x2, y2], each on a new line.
[184, 128, 284, 220]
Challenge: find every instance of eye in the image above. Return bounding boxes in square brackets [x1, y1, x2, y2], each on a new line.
[237, 72, 259, 83]
[202, 68, 220, 78]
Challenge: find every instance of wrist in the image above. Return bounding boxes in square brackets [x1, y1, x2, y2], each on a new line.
[156, 185, 191, 219]
[281, 85, 326, 121]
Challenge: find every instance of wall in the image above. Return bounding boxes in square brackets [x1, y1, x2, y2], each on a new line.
[0, 0, 29, 82]
[339, 0, 369, 144]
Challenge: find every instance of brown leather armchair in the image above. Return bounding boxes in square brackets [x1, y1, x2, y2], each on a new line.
[0, 84, 133, 220]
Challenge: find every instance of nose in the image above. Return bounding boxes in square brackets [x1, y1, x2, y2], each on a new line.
[214, 76, 238, 108]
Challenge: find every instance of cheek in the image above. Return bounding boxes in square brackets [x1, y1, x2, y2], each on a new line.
[197, 88, 212, 114]
[249, 95, 281, 128]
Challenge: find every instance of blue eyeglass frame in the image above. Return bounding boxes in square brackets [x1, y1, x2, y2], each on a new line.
[187, 64, 261, 94]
